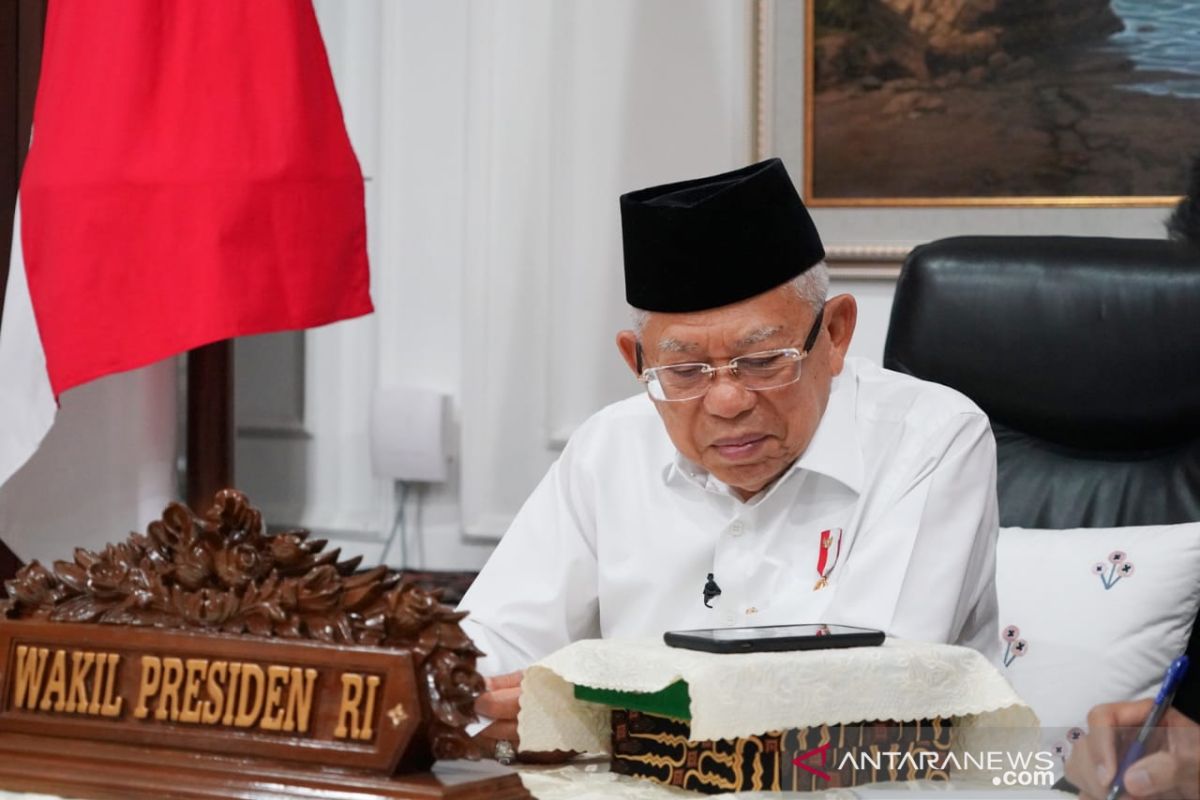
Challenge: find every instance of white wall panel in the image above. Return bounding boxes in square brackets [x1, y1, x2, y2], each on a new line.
[462, 0, 758, 537]
[0, 362, 177, 566]
[459, 0, 558, 537]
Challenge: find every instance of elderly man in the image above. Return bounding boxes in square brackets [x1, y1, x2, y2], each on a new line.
[459, 158, 999, 749]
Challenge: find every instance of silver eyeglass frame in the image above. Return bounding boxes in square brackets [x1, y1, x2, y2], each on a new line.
[635, 305, 825, 403]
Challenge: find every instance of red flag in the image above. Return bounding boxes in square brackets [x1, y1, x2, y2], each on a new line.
[18, 0, 372, 396]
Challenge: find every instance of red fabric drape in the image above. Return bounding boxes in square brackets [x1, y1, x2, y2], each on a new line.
[20, 0, 372, 395]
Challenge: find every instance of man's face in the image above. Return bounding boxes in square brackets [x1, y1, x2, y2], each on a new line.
[617, 283, 857, 500]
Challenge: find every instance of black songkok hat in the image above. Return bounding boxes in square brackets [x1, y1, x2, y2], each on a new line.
[620, 158, 825, 312]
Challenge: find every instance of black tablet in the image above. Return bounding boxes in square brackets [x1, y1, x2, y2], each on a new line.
[663, 623, 885, 654]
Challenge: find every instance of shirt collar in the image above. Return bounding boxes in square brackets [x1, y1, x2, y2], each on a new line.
[792, 369, 863, 494]
[663, 367, 864, 496]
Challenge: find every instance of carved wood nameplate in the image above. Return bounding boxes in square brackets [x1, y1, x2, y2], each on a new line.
[0, 490, 531, 800]
[0, 621, 420, 771]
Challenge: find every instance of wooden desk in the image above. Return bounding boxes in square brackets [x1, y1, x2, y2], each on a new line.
[514, 757, 1076, 799]
[0, 762, 1078, 800]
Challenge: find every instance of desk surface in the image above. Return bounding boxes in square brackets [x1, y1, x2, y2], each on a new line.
[0, 758, 1075, 799]
[516, 758, 1075, 799]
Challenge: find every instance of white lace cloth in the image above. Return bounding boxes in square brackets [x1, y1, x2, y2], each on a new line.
[518, 638, 1037, 753]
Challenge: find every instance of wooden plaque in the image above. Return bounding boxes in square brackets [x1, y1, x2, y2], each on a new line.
[0, 490, 530, 800]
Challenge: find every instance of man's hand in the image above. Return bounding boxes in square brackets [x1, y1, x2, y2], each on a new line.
[1066, 699, 1200, 799]
[472, 670, 574, 764]
[476, 671, 523, 748]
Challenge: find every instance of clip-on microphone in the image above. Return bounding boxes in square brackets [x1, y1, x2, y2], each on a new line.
[703, 573, 722, 608]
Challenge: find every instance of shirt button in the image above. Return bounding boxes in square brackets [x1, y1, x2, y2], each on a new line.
[728, 521, 745, 536]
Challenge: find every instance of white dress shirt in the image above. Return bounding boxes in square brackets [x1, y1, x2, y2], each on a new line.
[459, 357, 1000, 676]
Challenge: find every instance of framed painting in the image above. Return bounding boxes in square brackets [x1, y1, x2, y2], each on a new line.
[765, 0, 1200, 207]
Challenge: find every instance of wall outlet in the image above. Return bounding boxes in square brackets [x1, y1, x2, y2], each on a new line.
[369, 386, 450, 482]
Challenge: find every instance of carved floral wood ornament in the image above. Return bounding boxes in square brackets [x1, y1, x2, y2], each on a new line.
[0, 489, 486, 765]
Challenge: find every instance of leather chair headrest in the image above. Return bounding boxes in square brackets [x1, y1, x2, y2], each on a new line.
[885, 236, 1200, 452]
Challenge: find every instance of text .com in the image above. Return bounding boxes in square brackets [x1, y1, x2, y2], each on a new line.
[832, 749, 1056, 787]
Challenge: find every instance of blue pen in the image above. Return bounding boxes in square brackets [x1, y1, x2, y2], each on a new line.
[1105, 655, 1190, 800]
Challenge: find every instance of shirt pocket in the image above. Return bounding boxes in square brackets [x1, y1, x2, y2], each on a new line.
[746, 508, 853, 627]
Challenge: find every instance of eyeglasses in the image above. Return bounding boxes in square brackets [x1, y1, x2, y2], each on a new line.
[637, 306, 825, 402]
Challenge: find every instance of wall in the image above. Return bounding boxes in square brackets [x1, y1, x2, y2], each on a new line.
[0, 1, 775, 574]
[0, 1, 1181, 575]
[237, 0, 497, 571]
[236, 0, 760, 568]
[0, 362, 177, 567]
[459, 0, 756, 537]
[235, 0, 1183, 573]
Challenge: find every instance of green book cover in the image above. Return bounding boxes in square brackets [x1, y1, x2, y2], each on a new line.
[573, 680, 691, 721]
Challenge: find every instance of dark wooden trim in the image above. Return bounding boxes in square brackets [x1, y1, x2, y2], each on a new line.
[0, 0, 46, 329]
[0, 0, 19, 325]
[186, 340, 234, 513]
[0, 539, 21, 594]
[15, 0, 43, 178]
[0, 0, 46, 584]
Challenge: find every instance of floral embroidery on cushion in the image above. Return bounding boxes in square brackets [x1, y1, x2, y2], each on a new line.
[1051, 728, 1085, 770]
[1054, 727, 1086, 769]
[1001, 624, 1029, 667]
[1095, 551, 1135, 590]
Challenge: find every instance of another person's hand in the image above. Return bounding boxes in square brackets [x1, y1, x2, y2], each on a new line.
[1066, 699, 1200, 799]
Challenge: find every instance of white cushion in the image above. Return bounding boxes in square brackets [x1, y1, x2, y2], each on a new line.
[996, 523, 1200, 745]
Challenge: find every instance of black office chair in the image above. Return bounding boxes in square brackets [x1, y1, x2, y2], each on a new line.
[883, 235, 1200, 717]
